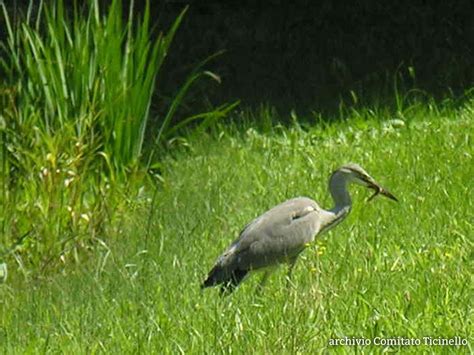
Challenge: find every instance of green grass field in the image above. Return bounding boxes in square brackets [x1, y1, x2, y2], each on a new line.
[1, 104, 472, 353]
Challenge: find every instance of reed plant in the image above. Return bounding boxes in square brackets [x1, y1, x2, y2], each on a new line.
[0, 0, 233, 274]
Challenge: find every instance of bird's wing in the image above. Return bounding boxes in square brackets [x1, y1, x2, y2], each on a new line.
[218, 197, 324, 271]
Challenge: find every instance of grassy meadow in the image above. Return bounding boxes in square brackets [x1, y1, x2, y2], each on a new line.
[1, 104, 473, 353]
[1, 1, 473, 354]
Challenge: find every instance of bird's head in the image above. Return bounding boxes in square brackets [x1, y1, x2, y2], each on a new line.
[337, 163, 398, 202]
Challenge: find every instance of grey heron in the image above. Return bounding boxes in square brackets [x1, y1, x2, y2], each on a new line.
[201, 163, 397, 294]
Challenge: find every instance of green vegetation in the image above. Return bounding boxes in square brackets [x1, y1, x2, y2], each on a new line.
[1, 102, 472, 352]
[0, 0, 233, 272]
[0, 0, 472, 353]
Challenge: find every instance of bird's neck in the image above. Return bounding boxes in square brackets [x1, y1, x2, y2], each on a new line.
[329, 171, 352, 207]
[328, 171, 352, 222]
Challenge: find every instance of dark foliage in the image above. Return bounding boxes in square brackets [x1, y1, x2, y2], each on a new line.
[3, 0, 474, 116]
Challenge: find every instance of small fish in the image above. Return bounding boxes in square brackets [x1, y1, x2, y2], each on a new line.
[367, 185, 398, 202]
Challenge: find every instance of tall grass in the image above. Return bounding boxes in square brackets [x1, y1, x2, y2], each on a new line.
[1, 0, 185, 171]
[0, 0, 233, 274]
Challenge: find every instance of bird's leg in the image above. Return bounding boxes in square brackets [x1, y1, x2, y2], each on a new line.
[256, 270, 272, 294]
[286, 257, 298, 288]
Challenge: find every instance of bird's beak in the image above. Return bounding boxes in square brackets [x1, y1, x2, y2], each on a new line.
[366, 181, 398, 202]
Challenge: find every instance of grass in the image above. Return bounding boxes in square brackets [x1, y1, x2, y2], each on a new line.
[0, 0, 234, 272]
[1, 101, 472, 353]
[1, 0, 187, 171]
[2, 1, 470, 353]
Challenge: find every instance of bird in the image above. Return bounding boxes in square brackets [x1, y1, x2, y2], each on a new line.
[201, 163, 398, 294]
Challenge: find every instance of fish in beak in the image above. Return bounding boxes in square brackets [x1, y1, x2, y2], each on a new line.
[366, 181, 398, 202]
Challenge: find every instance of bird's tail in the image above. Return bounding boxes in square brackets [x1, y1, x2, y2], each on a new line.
[201, 266, 248, 295]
